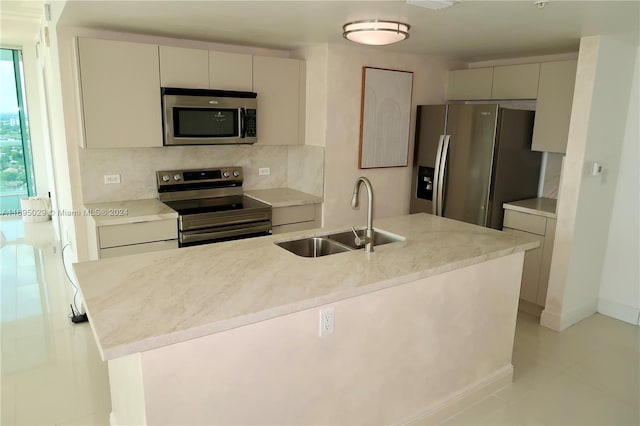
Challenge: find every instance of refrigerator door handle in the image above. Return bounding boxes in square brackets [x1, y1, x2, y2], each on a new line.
[432, 135, 445, 215]
[437, 135, 451, 217]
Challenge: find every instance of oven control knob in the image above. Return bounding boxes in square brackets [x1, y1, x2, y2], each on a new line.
[162, 174, 171, 182]
[223, 171, 230, 178]
[173, 174, 181, 181]
[233, 170, 240, 177]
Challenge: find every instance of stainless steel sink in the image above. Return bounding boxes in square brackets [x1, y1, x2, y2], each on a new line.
[326, 228, 405, 250]
[275, 228, 404, 258]
[275, 237, 352, 258]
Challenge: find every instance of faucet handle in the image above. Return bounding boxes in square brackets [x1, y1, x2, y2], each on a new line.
[351, 226, 368, 247]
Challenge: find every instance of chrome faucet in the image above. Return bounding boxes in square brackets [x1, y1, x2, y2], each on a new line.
[350, 176, 374, 253]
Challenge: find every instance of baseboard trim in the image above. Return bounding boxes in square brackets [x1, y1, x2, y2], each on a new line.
[541, 303, 598, 331]
[518, 299, 543, 317]
[400, 364, 514, 425]
[540, 308, 562, 331]
[598, 298, 640, 325]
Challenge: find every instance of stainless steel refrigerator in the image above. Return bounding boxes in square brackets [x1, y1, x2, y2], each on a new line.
[410, 104, 542, 230]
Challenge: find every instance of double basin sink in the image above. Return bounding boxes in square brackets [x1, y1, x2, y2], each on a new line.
[275, 228, 404, 258]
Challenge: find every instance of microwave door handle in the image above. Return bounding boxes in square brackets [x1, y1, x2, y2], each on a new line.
[240, 108, 246, 138]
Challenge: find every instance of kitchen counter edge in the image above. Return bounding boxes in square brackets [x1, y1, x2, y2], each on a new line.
[245, 188, 322, 207]
[74, 213, 539, 361]
[84, 199, 178, 226]
[503, 197, 557, 219]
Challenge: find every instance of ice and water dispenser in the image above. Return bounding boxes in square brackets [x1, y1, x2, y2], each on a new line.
[416, 166, 435, 201]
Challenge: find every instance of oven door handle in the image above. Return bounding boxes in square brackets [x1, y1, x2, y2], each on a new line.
[180, 221, 272, 246]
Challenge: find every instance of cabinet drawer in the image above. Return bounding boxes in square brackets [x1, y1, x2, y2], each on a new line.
[272, 204, 318, 226]
[100, 240, 178, 258]
[503, 210, 547, 235]
[98, 219, 177, 248]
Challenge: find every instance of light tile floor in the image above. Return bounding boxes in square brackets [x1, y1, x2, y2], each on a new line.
[439, 311, 639, 425]
[1, 217, 110, 425]
[1, 216, 638, 425]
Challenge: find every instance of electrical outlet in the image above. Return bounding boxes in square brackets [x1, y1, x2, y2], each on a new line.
[319, 307, 334, 337]
[104, 174, 121, 184]
[258, 168, 271, 176]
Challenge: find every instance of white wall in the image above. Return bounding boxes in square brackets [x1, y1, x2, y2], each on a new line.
[598, 45, 640, 325]
[298, 43, 455, 228]
[541, 35, 638, 331]
[32, 2, 85, 256]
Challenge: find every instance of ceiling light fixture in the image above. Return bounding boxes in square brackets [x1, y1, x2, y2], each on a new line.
[406, 0, 461, 10]
[342, 20, 410, 46]
[534, 0, 548, 9]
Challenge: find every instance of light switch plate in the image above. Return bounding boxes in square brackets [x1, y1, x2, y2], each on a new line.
[259, 168, 271, 176]
[104, 174, 121, 184]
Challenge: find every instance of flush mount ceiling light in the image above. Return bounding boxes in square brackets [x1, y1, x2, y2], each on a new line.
[534, 0, 548, 9]
[406, 0, 461, 10]
[342, 20, 410, 46]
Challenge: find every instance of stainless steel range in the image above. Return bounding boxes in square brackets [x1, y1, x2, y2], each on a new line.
[157, 167, 272, 247]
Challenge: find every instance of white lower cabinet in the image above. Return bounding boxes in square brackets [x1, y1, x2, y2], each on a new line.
[88, 218, 178, 259]
[100, 240, 178, 259]
[271, 204, 320, 235]
[503, 209, 557, 314]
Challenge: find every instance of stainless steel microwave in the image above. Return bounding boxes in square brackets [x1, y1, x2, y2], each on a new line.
[161, 88, 257, 145]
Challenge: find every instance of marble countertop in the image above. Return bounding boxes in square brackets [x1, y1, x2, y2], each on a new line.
[74, 213, 539, 361]
[85, 188, 320, 227]
[84, 199, 177, 226]
[245, 188, 322, 207]
[503, 197, 557, 219]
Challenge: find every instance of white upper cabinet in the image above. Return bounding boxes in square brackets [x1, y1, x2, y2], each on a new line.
[491, 63, 540, 99]
[77, 37, 163, 148]
[209, 51, 253, 91]
[448, 63, 540, 100]
[447, 68, 493, 100]
[253, 56, 302, 145]
[159, 47, 252, 91]
[159, 46, 209, 89]
[532, 60, 577, 154]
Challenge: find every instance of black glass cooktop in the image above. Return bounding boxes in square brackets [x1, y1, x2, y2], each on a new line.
[163, 195, 270, 216]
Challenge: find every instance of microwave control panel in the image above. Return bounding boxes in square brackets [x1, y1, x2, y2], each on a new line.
[245, 109, 257, 138]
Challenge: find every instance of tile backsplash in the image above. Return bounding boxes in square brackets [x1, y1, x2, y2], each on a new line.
[79, 145, 324, 203]
[287, 145, 324, 197]
[541, 152, 564, 199]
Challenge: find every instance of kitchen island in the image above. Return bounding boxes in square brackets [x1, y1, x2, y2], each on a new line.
[74, 213, 538, 425]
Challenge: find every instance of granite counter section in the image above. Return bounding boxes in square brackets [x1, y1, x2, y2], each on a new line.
[74, 213, 538, 361]
[84, 199, 177, 226]
[503, 197, 557, 219]
[245, 188, 322, 207]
